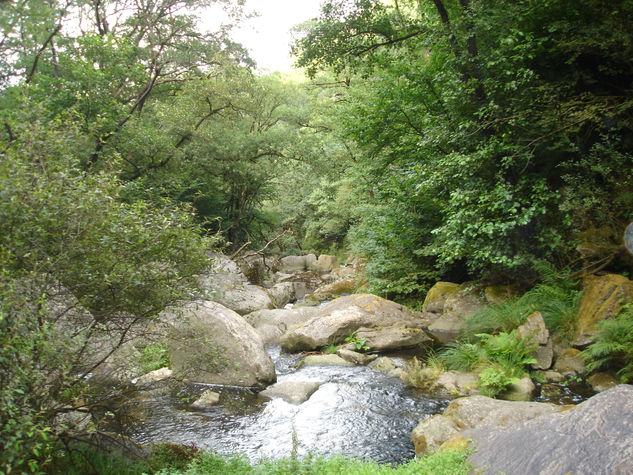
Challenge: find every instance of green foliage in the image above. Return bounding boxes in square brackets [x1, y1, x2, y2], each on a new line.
[583, 305, 633, 383]
[322, 344, 339, 355]
[464, 274, 581, 341]
[138, 343, 171, 374]
[439, 330, 537, 397]
[344, 331, 370, 352]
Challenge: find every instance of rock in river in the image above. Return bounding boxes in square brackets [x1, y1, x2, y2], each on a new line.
[280, 294, 434, 352]
[167, 301, 276, 388]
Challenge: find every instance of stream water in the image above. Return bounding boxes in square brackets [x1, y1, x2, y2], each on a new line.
[116, 346, 450, 464]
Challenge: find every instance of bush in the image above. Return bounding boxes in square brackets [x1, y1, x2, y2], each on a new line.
[583, 305, 633, 383]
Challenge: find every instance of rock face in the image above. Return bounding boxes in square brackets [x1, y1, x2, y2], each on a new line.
[311, 254, 340, 273]
[266, 282, 296, 308]
[259, 381, 321, 404]
[168, 301, 276, 387]
[465, 385, 633, 474]
[574, 274, 633, 346]
[553, 348, 586, 376]
[280, 294, 434, 352]
[244, 307, 320, 344]
[344, 326, 434, 352]
[422, 282, 484, 343]
[306, 279, 356, 304]
[411, 395, 564, 455]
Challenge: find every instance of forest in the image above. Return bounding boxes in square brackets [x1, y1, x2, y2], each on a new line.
[1, 0, 633, 473]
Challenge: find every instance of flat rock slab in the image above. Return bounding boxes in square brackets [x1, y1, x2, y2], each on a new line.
[259, 381, 321, 404]
[465, 384, 633, 474]
[301, 354, 353, 367]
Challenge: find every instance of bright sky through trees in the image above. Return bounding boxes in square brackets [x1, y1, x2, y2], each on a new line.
[201, 0, 323, 72]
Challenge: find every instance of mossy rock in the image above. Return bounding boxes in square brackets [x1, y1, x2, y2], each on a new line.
[422, 282, 461, 314]
[574, 274, 633, 346]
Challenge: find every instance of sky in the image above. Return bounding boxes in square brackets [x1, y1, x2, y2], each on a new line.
[200, 0, 324, 72]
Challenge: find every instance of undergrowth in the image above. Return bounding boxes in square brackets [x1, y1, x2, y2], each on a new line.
[51, 445, 472, 475]
[583, 304, 633, 383]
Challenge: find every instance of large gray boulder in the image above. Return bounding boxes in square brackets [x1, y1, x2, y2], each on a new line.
[244, 307, 320, 344]
[411, 395, 564, 455]
[279, 254, 317, 273]
[211, 284, 274, 316]
[168, 301, 276, 388]
[465, 385, 633, 474]
[342, 325, 434, 352]
[280, 294, 434, 352]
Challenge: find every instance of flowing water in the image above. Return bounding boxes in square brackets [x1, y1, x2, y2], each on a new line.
[115, 346, 449, 464]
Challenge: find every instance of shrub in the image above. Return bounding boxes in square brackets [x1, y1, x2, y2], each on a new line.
[583, 305, 633, 383]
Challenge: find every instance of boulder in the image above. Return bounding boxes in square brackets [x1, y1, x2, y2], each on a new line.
[306, 279, 356, 304]
[587, 372, 619, 392]
[279, 272, 324, 300]
[553, 348, 586, 376]
[190, 390, 220, 409]
[484, 285, 516, 304]
[212, 284, 274, 316]
[309, 254, 340, 273]
[411, 395, 564, 455]
[336, 349, 377, 365]
[425, 283, 485, 343]
[517, 312, 553, 370]
[198, 254, 248, 289]
[280, 294, 433, 352]
[279, 254, 317, 274]
[422, 282, 462, 314]
[435, 371, 480, 396]
[498, 374, 536, 401]
[266, 282, 296, 308]
[368, 356, 398, 372]
[167, 301, 276, 387]
[538, 370, 565, 383]
[574, 274, 633, 346]
[244, 307, 320, 345]
[465, 385, 633, 474]
[259, 381, 321, 404]
[301, 354, 353, 367]
[540, 383, 563, 399]
[344, 325, 434, 352]
[132, 367, 172, 386]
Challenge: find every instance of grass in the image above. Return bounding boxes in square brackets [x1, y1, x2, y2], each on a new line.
[50, 445, 472, 475]
[463, 278, 581, 342]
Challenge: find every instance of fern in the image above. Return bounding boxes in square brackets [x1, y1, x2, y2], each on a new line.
[583, 305, 633, 383]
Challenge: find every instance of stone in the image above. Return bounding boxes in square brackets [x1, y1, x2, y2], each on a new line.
[425, 283, 485, 343]
[279, 254, 317, 273]
[422, 282, 461, 314]
[266, 282, 296, 308]
[574, 274, 633, 346]
[499, 375, 536, 401]
[212, 284, 274, 316]
[389, 368, 407, 379]
[538, 370, 565, 383]
[540, 383, 563, 399]
[587, 372, 619, 392]
[484, 285, 515, 304]
[368, 356, 397, 372]
[306, 279, 356, 304]
[517, 312, 549, 345]
[553, 348, 586, 376]
[280, 294, 432, 352]
[190, 390, 220, 409]
[435, 371, 480, 396]
[244, 307, 320, 345]
[412, 395, 563, 455]
[465, 385, 633, 474]
[259, 381, 321, 404]
[532, 340, 554, 370]
[345, 325, 434, 352]
[279, 271, 324, 300]
[412, 416, 460, 454]
[132, 367, 172, 386]
[309, 254, 340, 273]
[336, 349, 377, 365]
[301, 354, 353, 367]
[168, 301, 276, 387]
